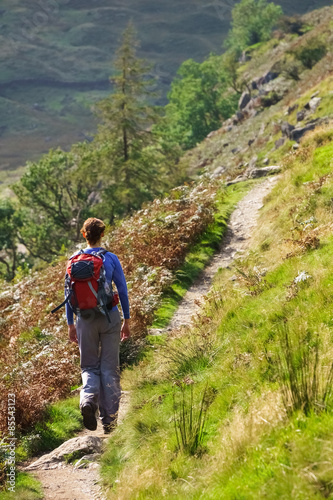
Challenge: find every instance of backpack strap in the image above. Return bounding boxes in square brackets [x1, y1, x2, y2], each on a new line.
[51, 290, 73, 314]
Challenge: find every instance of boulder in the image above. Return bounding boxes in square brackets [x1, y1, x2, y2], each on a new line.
[238, 92, 251, 110]
[308, 97, 321, 112]
[281, 121, 295, 138]
[26, 436, 103, 470]
[232, 146, 242, 155]
[290, 121, 318, 142]
[247, 166, 281, 179]
[296, 110, 306, 122]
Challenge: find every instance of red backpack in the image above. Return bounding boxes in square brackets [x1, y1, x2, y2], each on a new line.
[52, 249, 119, 322]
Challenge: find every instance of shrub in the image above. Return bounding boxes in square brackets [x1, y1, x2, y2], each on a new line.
[173, 379, 217, 455]
[281, 60, 303, 81]
[276, 324, 333, 415]
[277, 15, 305, 35]
[261, 91, 283, 107]
[293, 40, 327, 69]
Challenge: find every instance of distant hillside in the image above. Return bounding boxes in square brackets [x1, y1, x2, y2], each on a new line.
[0, 0, 332, 181]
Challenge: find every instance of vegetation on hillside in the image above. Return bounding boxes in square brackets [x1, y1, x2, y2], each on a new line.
[99, 123, 333, 500]
[0, 0, 288, 280]
[1, 1, 333, 496]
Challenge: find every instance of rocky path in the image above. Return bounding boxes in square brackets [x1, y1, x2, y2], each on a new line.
[24, 391, 130, 500]
[23, 176, 278, 499]
[168, 176, 278, 329]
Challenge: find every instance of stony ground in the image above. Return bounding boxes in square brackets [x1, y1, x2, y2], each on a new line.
[24, 176, 278, 499]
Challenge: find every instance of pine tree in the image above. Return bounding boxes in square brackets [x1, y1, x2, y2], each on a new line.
[95, 23, 163, 219]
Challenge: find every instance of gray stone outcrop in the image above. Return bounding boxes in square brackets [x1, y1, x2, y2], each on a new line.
[26, 435, 103, 470]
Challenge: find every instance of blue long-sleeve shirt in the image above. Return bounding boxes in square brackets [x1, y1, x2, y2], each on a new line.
[66, 247, 130, 325]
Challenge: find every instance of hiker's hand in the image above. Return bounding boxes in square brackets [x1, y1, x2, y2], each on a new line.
[121, 320, 130, 342]
[68, 324, 78, 344]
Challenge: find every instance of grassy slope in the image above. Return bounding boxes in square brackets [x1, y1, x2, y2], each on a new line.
[99, 122, 333, 500]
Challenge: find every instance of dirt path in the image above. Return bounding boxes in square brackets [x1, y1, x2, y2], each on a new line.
[26, 391, 130, 500]
[25, 177, 278, 499]
[168, 176, 278, 329]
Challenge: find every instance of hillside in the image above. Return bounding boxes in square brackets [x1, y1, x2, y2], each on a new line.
[1, 3, 333, 498]
[0, 0, 332, 178]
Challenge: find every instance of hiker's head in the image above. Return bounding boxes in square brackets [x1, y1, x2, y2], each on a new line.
[81, 218, 106, 246]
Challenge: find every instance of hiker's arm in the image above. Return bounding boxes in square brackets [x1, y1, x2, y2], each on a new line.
[121, 319, 130, 342]
[68, 324, 78, 344]
[66, 303, 77, 343]
[112, 256, 130, 322]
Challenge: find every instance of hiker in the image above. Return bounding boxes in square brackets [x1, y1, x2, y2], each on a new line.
[66, 217, 130, 434]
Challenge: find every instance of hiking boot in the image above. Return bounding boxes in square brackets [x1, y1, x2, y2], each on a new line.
[81, 403, 97, 431]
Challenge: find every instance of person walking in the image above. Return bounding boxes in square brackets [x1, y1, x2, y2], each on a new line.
[67, 217, 130, 434]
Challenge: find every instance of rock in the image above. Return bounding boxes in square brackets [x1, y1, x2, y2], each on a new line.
[222, 142, 229, 148]
[239, 92, 251, 110]
[226, 176, 247, 186]
[211, 166, 226, 178]
[290, 121, 318, 142]
[74, 453, 101, 470]
[256, 71, 279, 87]
[288, 104, 299, 115]
[239, 50, 251, 63]
[26, 436, 103, 470]
[263, 158, 269, 165]
[247, 166, 281, 179]
[297, 110, 306, 122]
[248, 138, 255, 147]
[292, 143, 299, 150]
[304, 97, 321, 113]
[281, 121, 295, 138]
[231, 146, 241, 155]
[236, 110, 244, 121]
[275, 137, 286, 149]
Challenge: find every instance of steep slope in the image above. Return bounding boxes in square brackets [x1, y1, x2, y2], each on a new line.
[1, 3, 333, 497]
[0, 0, 332, 174]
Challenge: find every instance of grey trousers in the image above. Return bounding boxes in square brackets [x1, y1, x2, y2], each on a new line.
[76, 309, 122, 427]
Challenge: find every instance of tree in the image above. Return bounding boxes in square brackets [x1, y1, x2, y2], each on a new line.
[159, 56, 238, 149]
[13, 149, 97, 259]
[226, 0, 283, 51]
[0, 200, 22, 280]
[94, 23, 171, 220]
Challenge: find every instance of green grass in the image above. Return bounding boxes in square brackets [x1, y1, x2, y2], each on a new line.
[15, 396, 83, 463]
[151, 182, 252, 329]
[0, 473, 43, 500]
[99, 125, 333, 499]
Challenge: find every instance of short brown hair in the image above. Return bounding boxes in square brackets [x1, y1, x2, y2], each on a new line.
[80, 218, 106, 246]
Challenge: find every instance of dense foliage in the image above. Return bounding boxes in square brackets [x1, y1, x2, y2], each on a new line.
[225, 0, 283, 51]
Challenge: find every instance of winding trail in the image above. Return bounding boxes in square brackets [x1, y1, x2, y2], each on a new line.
[168, 176, 278, 329]
[25, 176, 278, 499]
